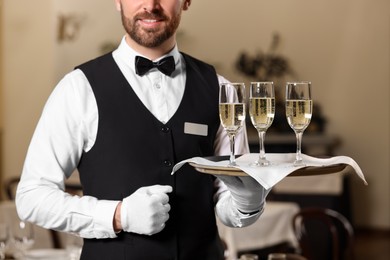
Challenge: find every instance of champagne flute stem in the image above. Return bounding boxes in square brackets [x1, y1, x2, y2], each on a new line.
[258, 130, 266, 161]
[295, 131, 303, 164]
[228, 134, 236, 166]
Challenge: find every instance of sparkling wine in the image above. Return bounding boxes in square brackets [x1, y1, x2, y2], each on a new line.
[286, 99, 313, 132]
[250, 97, 275, 131]
[219, 103, 246, 135]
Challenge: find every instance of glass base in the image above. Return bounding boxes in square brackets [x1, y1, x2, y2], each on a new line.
[227, 161, 237, 167]
[250, 159, 271, 167]
[293, 160, 306, 167]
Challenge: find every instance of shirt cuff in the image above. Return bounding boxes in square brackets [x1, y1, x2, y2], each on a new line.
[92, 200, 121, 238]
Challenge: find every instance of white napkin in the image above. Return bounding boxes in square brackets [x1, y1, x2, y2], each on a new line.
[171, 153, 367, 190]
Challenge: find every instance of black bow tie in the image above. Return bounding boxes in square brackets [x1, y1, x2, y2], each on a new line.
[135, 56, 175, 76]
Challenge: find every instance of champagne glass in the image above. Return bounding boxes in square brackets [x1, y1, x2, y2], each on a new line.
[249, 82, 275, 166]
[11, 220, 34, 259]
[285, 81, 313, 166]
[0, 223, 9, 260]
[219, 82, 246, 166]
[65, 234, 83, 260]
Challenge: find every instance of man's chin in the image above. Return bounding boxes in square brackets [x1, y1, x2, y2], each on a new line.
[130, 30, 171, 48]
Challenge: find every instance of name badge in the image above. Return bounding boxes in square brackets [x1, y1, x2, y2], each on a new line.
[184, 122, 208, 136]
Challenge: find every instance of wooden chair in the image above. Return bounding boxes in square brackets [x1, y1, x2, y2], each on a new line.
[4, 176, 20, 201]
[292, 207, 355, 260]
[3, 176, 83, 249]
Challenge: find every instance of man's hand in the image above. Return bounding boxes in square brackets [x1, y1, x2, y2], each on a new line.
[216, 175, 270, 214]
[118, 185, 172, 235]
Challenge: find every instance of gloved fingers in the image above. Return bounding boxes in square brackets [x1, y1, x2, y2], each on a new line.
[215, 175, 243, 188]
[144, 184, 173, 195]
[162, 202, 171, 213]
[217, 175, 265, 191]
[153, 201, 171, 216]
[152, 221, 167, 235]
[239, 177, 272, 198]
[239, 176, 264, 189]
[215, 175, 270, 213]
[151, 192, 170, 205]
[159, 211, 170, 223]
[147, 210, 170, 235]
[121, 185, 173, 235]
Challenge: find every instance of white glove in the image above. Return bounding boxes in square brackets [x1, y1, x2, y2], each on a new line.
[121, 185, 172, 235]
[216, 175, 270, 214]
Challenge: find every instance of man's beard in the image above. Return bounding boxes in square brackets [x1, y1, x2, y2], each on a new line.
[120, 7, 181, 48]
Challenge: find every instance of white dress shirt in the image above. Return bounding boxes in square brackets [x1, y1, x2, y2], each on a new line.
[16, 36, 250, 239]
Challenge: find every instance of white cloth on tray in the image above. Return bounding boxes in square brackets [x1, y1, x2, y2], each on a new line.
[172, 153, 367, 190]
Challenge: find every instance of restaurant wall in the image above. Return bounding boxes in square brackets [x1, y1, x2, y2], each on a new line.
[52, 0, 122, 81]
[1, 0, 55, 192]
[0, 0, 3, 130]
[0, 0, 4, 198]
[0, 0, 122, 194]
[1, 0, 389, 229]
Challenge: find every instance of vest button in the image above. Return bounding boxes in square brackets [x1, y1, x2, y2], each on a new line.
[161, 126, 170, 133]
[164, 160, 172, 167]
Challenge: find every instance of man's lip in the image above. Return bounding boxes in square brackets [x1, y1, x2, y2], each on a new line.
[135, 12, 165, 26]
[137, 18, 164, 28]
[141, 19, 161, 23]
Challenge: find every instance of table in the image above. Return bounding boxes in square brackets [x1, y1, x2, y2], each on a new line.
[0, 201, 53, 250]
[217, 201, 300, 260]
[270, 167, 353, 221]
[274, 171, 345, 195]
[0, 201, 82, 259]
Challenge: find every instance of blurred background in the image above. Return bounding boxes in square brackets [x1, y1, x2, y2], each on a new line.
[0, 0, 388, 240]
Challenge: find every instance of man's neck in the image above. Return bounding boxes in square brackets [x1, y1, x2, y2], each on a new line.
[125, 35, 176, 60]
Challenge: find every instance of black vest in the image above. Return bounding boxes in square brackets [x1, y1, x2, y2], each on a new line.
[76, 53, 225, 260]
